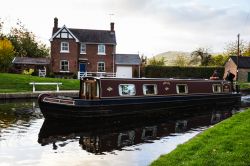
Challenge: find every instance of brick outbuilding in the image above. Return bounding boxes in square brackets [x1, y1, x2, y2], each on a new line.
[224, 56, 250, 82]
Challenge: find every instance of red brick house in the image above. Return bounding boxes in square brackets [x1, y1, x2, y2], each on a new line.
[224, 56, 250, 82]
[50, 18, 117, 78]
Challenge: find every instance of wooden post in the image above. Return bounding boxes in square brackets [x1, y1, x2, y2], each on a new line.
[32, 83, 35, 92]
[56, 83, 59, 92]
[236, 33, 240, 81]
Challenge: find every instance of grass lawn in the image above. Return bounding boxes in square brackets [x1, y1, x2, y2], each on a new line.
[239, 82, 250, 89]
[151, 109, 250, 166]
[0, 73, 79, 93]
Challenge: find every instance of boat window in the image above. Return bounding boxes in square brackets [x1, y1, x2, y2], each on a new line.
[143, 84, 157, 95]
[176, 84, 188, 94]
[213, 84, 222, 93]
[119, 84, 136, 96]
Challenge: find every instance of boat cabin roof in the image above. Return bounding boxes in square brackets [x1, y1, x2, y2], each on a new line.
[81, 76, 215, 81]
[79, 77, 231, 99]
[81, 77, 225, 82]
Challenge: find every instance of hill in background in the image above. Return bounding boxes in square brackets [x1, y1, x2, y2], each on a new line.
[154, 51, 191, 65]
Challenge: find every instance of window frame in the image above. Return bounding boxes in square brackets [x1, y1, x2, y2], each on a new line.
[61, 32, 68, 38]
[143, 84, 158, 95]
[212, 84, 222, 93]
[98, 44, 105, 55]
[97, 62, 105, 72]
[60, 60, 69, 72]
[176, 84, 188, 94]
[80, 43, 86, 54]
[119, 84, 136, 96]
[60, 42, 69, 53]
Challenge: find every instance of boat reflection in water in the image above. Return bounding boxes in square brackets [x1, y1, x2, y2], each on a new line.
[38, 108, 237, 154]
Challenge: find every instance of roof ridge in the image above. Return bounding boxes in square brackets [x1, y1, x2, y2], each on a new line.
[69, 28, 111, 32]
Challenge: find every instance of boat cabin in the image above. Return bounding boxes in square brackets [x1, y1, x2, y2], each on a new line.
[79, 77, 232, 99]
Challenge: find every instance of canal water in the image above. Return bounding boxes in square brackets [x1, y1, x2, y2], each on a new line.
[0, 98, 248, 166]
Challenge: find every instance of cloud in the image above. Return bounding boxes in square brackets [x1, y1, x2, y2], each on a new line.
[110, 1, 249, 32]
[110, 0, 250, 53]
[1, 0, 249, 55]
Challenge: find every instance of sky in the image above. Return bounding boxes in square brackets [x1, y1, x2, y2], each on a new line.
[0, 0, 250, 57]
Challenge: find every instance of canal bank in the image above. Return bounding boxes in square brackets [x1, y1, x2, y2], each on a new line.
[0, 91, 79, 99]
[151, 108, 250, 166]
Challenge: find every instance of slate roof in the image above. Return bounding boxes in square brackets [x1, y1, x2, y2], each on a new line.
[70, 28, 116, 44]
[230, 56, 250, 68]
[12, 57, 50, 65]
[115, 54, 141, 65]
[52, 27, 116, 44]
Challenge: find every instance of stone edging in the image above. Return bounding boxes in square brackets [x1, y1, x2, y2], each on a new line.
[0, 91, 79, 99]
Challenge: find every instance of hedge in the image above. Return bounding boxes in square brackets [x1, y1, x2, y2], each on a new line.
[144, 66, 225, 79]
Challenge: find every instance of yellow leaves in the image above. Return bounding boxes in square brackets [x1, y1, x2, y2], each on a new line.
[0, 38, 14, 52]
[0, 38, 15, 72]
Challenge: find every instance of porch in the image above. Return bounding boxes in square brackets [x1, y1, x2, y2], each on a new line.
[78, 71, 116, 79]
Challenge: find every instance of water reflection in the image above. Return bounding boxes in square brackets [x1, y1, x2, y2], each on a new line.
[0, 98, 245, 166]
[0, 99, 43, 143]
[0, 99, 42, 128]
[38, 108, 235, 154]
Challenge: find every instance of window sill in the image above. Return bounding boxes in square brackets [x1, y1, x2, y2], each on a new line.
[60, 51, 70, 53]
[80, 52, 86, 55]
[59, 71, 70, 73]
[98, 53, 106, 55]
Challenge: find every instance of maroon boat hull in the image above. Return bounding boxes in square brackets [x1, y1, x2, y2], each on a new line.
[38, 93, 241, 119]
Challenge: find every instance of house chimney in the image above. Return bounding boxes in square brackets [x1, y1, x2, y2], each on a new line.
[54, 17, 58, 29]
[110, 22, 114, 32]
[52, 17, 58, 35]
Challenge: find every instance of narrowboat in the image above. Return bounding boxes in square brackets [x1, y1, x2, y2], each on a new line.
[38, 77, 241, 119]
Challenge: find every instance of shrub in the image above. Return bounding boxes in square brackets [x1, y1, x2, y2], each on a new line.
[22, 68, 34, 75]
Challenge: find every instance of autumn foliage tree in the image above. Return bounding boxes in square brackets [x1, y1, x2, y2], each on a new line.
[7, 21, 49, 57]
[0, 38, 15, 72]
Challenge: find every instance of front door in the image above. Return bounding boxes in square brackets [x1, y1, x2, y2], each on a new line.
[79, 63, 86, 72]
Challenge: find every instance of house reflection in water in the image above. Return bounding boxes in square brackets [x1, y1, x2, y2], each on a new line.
[38, 109, 235, 154]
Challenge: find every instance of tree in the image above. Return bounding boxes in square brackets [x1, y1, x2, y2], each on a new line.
[0, 18, 3, 32]
[147, 56, 166, 66]
[140, 55, 147, 77]
[173, 54, 189, 66]
[224, 40, 250, 56]
[7, 20, 49, 57]
[243, 42, 250, 56]
[0, 18, 4, 38]
[208, 54, 229, 66]
[190, 48, 212, 66]
[0, 38, 15, 72]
